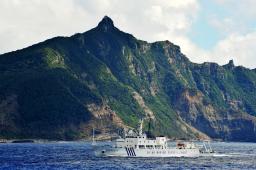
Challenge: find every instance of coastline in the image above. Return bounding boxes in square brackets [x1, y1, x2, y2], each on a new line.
[1, 133, 255, 143]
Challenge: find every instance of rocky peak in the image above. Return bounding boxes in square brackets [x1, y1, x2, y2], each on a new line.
[224, 59, 235, 69]
[97, 16, 115, 32]
[228, 59, 234, 66]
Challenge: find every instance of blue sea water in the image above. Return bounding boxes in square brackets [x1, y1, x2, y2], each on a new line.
[0, 141, 255, 169]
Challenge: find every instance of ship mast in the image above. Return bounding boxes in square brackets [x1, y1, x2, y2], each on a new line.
[92, 128, 96, 145]
[139, 119, 143, 136]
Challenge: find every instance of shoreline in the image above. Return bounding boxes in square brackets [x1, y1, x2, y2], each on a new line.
[1, 138, 256, 144]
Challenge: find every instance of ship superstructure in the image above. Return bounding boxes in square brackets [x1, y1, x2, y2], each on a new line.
[95, 120, 214, 157]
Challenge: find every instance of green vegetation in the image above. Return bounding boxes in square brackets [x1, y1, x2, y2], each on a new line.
[0, 16, 256, 141]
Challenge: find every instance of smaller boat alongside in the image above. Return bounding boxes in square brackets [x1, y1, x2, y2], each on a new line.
[94, 119, 214, 157]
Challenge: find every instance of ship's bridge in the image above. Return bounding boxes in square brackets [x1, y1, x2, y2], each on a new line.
[114, 119, 168, 149]
[115, 133, 168, 149]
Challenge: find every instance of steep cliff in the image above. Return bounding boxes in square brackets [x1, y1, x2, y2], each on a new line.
[0, 16, 256, 141]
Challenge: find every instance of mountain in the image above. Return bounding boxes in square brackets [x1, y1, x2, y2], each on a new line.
[0, 16, 256, 141]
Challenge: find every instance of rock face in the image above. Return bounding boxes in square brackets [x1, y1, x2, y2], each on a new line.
[0, 16, 256, 141]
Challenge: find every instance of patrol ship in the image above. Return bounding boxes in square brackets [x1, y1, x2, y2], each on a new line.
[94, 120, 214, 157]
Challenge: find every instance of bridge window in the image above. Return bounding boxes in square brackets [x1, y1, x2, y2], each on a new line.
[139, 145, 145, 149]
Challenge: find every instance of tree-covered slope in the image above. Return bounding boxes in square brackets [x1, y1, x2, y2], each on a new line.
[0, 16, 256, 141]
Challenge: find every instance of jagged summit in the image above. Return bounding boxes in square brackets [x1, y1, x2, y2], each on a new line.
[224, 59, 235, 69]
[228, 59, 234, 66]
[97, 16, 115, 32]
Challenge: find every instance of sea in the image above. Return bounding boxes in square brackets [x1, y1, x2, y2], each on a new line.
[0, 141, 255, 169]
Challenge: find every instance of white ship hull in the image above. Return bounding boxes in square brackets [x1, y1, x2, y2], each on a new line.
[96, 147, 200, 157]
[93, 119, 214, 158]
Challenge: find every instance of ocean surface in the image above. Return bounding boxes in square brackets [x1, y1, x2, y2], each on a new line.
[0, 141, 255, 169]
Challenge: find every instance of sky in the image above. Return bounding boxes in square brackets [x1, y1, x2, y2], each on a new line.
[0, 0, 256, 68]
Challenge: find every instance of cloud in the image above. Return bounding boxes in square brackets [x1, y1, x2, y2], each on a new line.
[0, 0, 255, 68]
[183, 32, 256, 69]
[0, 0, 92, 53]
[187, 0, 256, 68]
[0, 0, 199, 54]
[213, 32, 256, 68]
